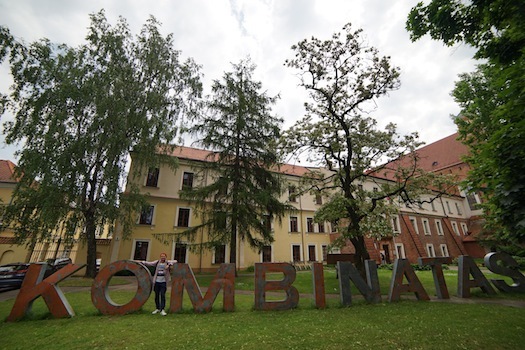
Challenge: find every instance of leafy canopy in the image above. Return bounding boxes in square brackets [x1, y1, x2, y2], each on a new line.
[407, 0, 525, 244]
[174, 58, 288, 266]
[0, 10, 202, 275]
[283, 23, 454, 271]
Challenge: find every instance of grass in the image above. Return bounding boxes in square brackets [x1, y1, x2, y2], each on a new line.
[0, 267, 524, 349]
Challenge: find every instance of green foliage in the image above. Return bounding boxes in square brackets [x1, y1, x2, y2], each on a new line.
[407, 0, 525, 64]
[178, 58, 288, 266]
[0, 10, 202, 276]
[407, 1, 525, 244]
[282, 23, 453, 272]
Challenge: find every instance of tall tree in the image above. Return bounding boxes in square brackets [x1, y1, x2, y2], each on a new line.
[282, 23, 452, 273]
[0, 11, 202, 277]
[407, 1, 525, 245]
[179, 59, 288, 272]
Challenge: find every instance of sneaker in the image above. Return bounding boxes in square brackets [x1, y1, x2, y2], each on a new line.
[152, 309, 160, 314]
[160, 310, 167, 316]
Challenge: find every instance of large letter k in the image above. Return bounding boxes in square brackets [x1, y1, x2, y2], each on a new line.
[6, 262, 84, 322]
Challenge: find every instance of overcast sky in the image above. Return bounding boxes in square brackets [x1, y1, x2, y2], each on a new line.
[0, 0, 478, 164]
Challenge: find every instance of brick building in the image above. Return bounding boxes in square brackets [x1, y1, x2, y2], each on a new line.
[109, 133, 487, 270]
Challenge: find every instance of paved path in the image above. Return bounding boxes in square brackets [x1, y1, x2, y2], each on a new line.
[1, 278, 524, 308]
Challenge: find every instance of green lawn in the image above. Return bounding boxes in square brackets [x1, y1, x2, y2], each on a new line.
[0, 267, 523, 349]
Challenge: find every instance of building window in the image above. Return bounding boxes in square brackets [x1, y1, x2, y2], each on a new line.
[306, 217, 314, 233]
[315, 194, 323, 205]
[392, 216, 400, 233]
[395, 243, 406, 259]
[288, 186, 297, 202]
[455, 203, 462, 215]
[214, 245, 226, 264]
[145, 167, 159, 187]
[409, 217, 419, 235]
[292, 245, 301, 262]
[317, 222, 325, 233]
[308, 245, 316, 262]
[215, 211, 227, 230]
[322, 245, 328, 262]
[440, 244, 449, 257]
[435, 219, 444, 235]
[461, 223, 469, 235]
[466, 193, 480, 210]
[451, 221, 460, 235]
[446, 201, 452, 214]
[422, 219, 431, 235]
[174, 243, 188, 263]
[139, 205, 154, 225]
[290, 216, 298, 232]
[262, 245, 272, 262]
[177, 208, 191, 227]
[263, 214, 272, 232]
[217, 177, 228, 196]
[430, 201, 437, 212]
[133, 240, 149, 260]
[426, 244, 436, 257]
[182, 172, 194, 189]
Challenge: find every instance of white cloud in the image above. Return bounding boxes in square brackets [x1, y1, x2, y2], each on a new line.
[0, 0, 478, 162]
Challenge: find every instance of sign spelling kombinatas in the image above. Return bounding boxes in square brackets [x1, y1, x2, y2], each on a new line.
[5, 252, 525, 322]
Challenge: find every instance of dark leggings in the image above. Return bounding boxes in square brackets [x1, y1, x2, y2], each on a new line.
[154, 282, 167, 310]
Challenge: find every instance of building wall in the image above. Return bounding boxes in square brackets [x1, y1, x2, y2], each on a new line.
[110, 158, 334, 271]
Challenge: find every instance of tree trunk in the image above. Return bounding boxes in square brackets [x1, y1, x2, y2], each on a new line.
[229, 219, 238, 277]
[84, 212, 98, 278]
[350, 235, 370, 278]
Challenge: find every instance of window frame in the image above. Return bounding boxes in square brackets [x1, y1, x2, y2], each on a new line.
[440, 244, 449, 257]
[289, 216, 299, 233]
[435, 219, 444, 236]
[422, 218, 431, 235]
[291, 244, 302, 262]
[409, 216, 419, 235]
[145, 167, 160, 187]
[138, 205, 155, 225]
[176, 207, 191, 228]
[426, 243, 436, 257]
[182, 171, 194, 189]
[132, 239, 150, 260]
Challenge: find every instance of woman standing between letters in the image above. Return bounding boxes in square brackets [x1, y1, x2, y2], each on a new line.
[141, 253, 177, 316]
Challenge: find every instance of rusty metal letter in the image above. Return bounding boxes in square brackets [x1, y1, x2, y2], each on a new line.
[388, 259, 430, 302]
[457, 255, 496, 298]
[170, 263, 235, 313]
[418, 257, 452, 299]
[312, 262, 326, 309]
[338, 260, 381, 306]
[254, 262, 299, 311]
[7, 263, 85, 322]
[484, 252, 525, 293]
[91, 260, 152, 315]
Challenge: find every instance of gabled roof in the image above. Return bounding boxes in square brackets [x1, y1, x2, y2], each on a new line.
[167, 146, 315, 177]
[0, 160, 18, 183]
[370, 133, 470, 181]
[410, 133, 469, 173]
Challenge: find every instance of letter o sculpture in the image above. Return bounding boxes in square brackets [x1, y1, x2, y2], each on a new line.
[91, 260, 152, 315]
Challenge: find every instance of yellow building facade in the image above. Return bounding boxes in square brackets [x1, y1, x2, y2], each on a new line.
[109, 147, 334, 272]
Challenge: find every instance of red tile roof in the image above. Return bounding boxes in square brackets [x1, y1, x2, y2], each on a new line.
[168, 146, 314, 177]
[0, 160, 17, 183]
[371, 133, 470, 181]
[409, 133, 469, 172]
